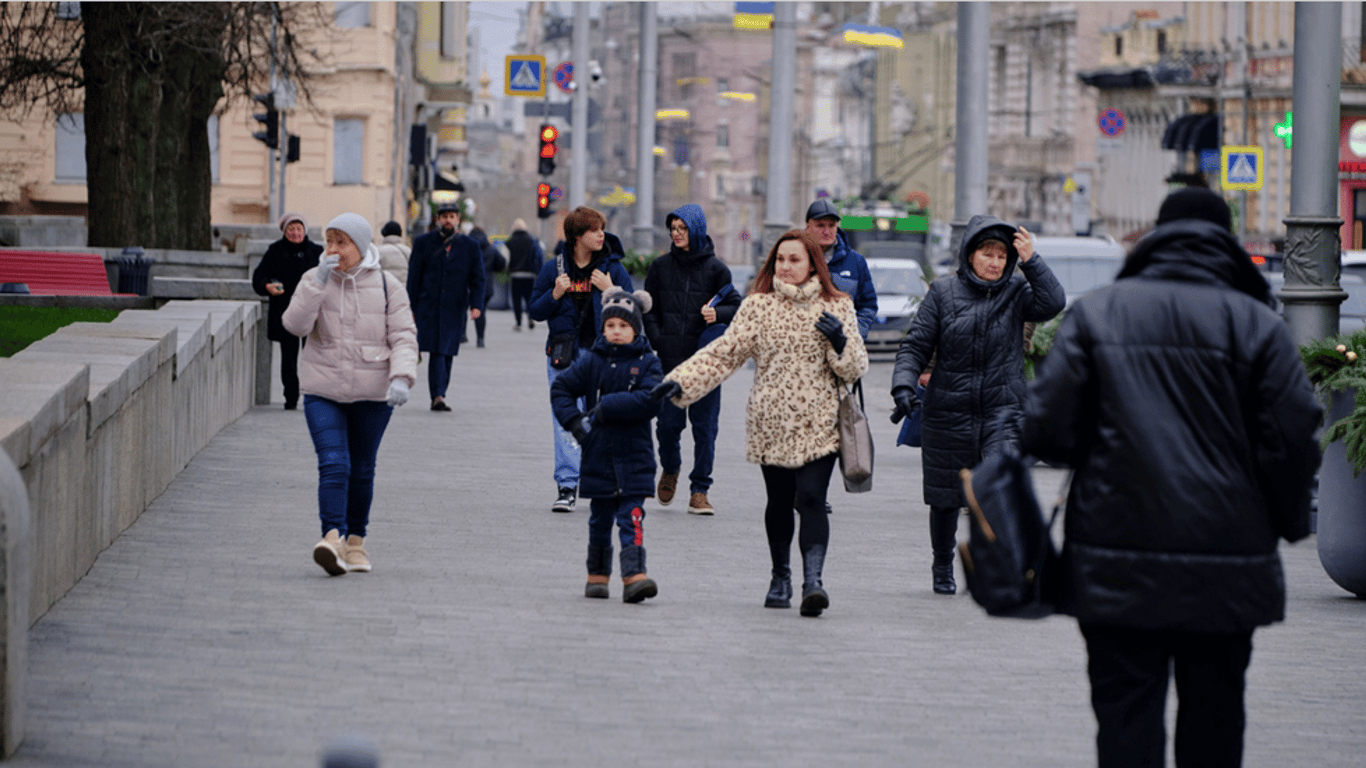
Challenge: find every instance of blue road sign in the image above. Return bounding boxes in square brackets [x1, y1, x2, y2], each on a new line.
[505, 55, 546, 98]
[1221, 145, 1263, 190]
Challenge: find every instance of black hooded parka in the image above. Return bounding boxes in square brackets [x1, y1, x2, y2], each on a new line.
[891, 214, 1065, 507]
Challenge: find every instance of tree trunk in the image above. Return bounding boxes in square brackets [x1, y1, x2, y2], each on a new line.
[80, 2, 225, 250]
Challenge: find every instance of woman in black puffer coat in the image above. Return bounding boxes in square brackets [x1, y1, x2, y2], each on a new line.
[890, 214, 1065, 595]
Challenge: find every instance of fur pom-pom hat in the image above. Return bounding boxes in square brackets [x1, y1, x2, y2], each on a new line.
[600, 287, 652, 337]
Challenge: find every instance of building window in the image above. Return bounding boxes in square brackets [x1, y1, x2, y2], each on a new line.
[335, 2, 370, 29]
[54, 113, 86, 182]
[440, 2, 458, 58]
[334, 118, 364, 185]
[716, 123, 729, 149]
[55, 2, 80, 20]
[1157, 30, 1167, 55]
[1115, 35, 1123, 57]
[673, 51, 696, 99]
[208, 114, 220, 184]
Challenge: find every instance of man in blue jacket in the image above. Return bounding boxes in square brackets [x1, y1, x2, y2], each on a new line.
[643, 204, 741, 515]
[805, 199, 877, 339]
[406, 204, 485, 411]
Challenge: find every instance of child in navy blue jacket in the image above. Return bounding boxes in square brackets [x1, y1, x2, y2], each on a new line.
[550, 287, 665, 603]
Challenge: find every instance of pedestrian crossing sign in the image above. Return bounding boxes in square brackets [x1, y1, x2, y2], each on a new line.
[505, 55, 546, 98]
[1221, 145, 1263, 191]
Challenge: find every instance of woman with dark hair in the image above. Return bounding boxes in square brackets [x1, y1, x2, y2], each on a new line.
[652, 230, 868, 617]
[529, 206, 633, 513]
[889, 215, 1064, 595]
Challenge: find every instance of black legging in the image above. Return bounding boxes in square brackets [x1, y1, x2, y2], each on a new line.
[760, 453, 838, 557]
[510, 278, 535, 326]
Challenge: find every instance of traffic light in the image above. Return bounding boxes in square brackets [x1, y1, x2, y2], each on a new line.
[536, 182, 553, 219]
[286, 134, 300, 163]
[538, 124, 558, 176]
[252, 92, 278, 150]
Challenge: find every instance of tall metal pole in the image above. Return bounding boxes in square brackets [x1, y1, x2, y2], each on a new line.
[569, 3, 590, 209]
[1281, 2, 1345, 346]
[761, 2, 797, 263]
[633, 3, 658, 253]
[277, 111, 287, 220]
[951, 2, 990, 255]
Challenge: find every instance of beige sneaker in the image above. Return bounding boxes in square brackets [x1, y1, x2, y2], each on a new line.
[687, 492, 715, 516]
[657, 472, 679, 506]
[313, 529, 347, 576]
[344, 535, 371, 573]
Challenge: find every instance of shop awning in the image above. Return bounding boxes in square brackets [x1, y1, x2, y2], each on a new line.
[1162, 113, 1220, 152]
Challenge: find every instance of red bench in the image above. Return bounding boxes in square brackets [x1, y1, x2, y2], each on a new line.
[0, 250, 121, 296]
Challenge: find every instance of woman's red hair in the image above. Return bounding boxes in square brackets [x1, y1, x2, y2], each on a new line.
[752, 229, 847, 300]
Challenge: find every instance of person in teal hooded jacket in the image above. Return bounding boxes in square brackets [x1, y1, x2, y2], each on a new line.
[642, 204, 740, 516]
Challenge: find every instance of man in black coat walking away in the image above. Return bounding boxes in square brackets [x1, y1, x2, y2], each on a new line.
[642, 204, 741, 515]
[252, 211, 322, 410]
[506, 218, 544, 332]
[1021, 187, 1322, 768]
[406, 204, 485, 411]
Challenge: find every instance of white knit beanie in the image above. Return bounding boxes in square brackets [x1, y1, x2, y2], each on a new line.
[326, 212, 374, 250]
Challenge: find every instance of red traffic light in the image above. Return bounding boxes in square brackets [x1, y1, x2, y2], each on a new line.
[540, 125, 558, 143]
[537, 183, 551, 195]
[537, 182, 551, 210]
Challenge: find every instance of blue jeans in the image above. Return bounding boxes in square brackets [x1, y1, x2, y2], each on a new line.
[546, 355, 584, 488]
[655, 385, 720, 494]
[303, 395, 393, 538]
[588, 496, 647, 550]
[428, 353, 454, 400]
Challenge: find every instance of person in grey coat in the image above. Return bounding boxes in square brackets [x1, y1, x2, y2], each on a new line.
[889, 215, 1064, 595]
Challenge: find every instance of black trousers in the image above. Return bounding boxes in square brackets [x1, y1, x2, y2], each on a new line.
[1081, 623, 1254, 768]
[510, 278, 535, 326]
[277, 336, 303, 407]
[760, 453, 837, 562]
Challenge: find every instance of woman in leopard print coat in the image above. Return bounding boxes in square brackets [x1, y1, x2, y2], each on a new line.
[658, 230, 868, 617]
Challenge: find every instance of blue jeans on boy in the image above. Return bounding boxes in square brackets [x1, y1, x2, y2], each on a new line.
[428, 353, 454, 401]
[588, 496, 647, 550]
[656, 385, 720, 494]
[546, 355, 584, 489]
[303, 395, 393, 538]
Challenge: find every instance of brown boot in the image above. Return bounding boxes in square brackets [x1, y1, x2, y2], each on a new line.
[687, 492, 714, 516]
[656, 472, 678, 505]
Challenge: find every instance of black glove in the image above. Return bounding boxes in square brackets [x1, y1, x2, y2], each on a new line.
[650, 380, 683, 402]
[890, 386, 921, 424]
[566, 414, 591, 443]
[815, 311, 847, 355]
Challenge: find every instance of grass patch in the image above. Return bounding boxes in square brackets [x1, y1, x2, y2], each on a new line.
[0, 306, 120, 358]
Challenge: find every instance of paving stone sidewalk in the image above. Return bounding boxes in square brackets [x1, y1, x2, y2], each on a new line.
[9, 312, 1364, 768]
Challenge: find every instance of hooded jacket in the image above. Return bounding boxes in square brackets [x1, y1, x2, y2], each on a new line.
[890, 214, 1065, 507]
[253, 235, 323, 342]
[826, 230, 878, 339]
[528, 231, 634, 356]
[549, 333, 664, 499]
[406, 227, 486, 356]
[506, 229, 544, 279]
[664, 277, 869, 468]
[1021, 218, 1321, 633]
[376, 234, 411, 286]
[643, 204, 742, 372]
[282, 245, 419, 403]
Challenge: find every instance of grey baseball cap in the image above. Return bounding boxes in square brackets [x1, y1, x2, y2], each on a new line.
[805, 199, 841, 221]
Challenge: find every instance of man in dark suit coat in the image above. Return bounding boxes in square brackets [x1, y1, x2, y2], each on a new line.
[406, 204, 485, 411]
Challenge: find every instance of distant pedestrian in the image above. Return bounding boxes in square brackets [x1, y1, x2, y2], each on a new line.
[804, 199, 877, 339]
[467, 226, 507, 348]
[529, 205, 634, 513]
[252, 212, 322, 410]
[551, 287, 664, 603]
[653, 230, 867, 616]
[889, 215, 1063, 595]
[376, 220, 411, 286]
[642, 203, 740, 516]
[1021, 188, 1321, 768]
[282, 212, 418, 576]
[506, 218, 544, 332]
[406, 204, 485, 411]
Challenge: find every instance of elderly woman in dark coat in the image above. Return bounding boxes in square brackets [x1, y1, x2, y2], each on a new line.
[889, 215, 1065, 595]
[252, 211, 322, 410]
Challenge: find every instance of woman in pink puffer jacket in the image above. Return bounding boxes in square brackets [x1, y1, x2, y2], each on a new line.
[283, 212, 418, 577]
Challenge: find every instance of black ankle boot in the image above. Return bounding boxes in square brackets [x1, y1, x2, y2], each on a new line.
[799, 544, 829, 617]
[765, 565, 792, 608]
[620, 545, 657, 604]
[929, 507, 959, 595]
[585, 545, 612, 599]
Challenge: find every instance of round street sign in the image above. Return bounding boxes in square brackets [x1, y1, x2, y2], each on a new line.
[1098, 108, 1126, 137]
[553, 61, 574, 94]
